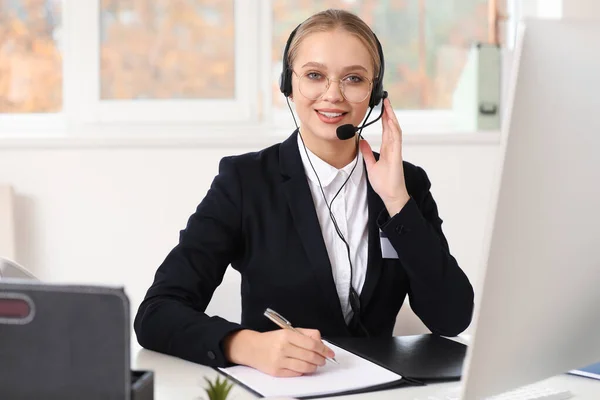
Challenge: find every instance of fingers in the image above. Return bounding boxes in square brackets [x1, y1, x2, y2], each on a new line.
[384, 98, 403, 142]
[296, 327, 322, 341]
[282, 357, 321, 375]
[381, 102, 392, 145]
[381, 113, 393, 149]
[359, 139, 376, 171]
[284, 343, 326, 368]
[381, 99, 401, 149]
[290, 329, 335, 359]
[269, 329, 331, 376]
[384, 97, 400, 126]
[287, 329, 328, 364]
[381, 100, 403, 161]
[273, 368, 303, 378]
[258, 329, 340, 377]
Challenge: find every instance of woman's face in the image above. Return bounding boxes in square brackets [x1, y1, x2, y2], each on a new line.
[291, 29, 375, 144]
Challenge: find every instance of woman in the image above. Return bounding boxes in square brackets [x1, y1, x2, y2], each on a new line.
[134, 9, 474, 378]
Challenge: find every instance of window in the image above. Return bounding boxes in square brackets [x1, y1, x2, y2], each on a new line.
[1, 0, 519, 138]
[76, 0, 256, 124]
[0, 0, 63, 114]
[100, 1, 235, 100]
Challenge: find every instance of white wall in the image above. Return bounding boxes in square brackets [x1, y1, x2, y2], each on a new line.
[0, 138, 499, 334]
[525, 0, 600, 20]
[0, 184, 16, 260]
[562, 0, 600, 19]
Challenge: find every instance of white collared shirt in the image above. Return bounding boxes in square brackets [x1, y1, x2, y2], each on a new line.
[297, 134, 369, 323]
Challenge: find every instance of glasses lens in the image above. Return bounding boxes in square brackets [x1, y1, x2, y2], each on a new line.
[298, 73, 328, 100]
[342, 76, 371, 103]
[298, 73, 371, 103]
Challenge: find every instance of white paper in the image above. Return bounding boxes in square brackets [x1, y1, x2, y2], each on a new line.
[218, 341, 402, 398]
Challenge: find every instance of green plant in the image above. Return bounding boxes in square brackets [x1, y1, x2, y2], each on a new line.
[202, 375, 234, 400]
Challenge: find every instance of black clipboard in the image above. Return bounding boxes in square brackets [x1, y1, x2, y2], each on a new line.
[329, 334, 467, 382]
[215, 338, 430, 399]
[0, 280, 153, 400]
[217, 334, 465, 399]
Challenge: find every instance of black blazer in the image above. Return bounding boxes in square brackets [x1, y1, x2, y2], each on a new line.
[134, 131, 474, 368]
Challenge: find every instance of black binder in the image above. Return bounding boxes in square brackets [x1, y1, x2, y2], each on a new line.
[217, 334, 466, 399]
[0, 280, 153, 400]
[330, 334, 467, 382]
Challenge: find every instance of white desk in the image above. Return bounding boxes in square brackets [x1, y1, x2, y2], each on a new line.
[132, 346, 600, 399]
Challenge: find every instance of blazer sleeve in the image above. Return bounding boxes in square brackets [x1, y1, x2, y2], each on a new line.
[377, 165, 474, 336]
[134, 157, 246, 367]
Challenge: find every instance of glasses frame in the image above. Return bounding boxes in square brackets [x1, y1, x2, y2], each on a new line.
[291, 70, 374, 104]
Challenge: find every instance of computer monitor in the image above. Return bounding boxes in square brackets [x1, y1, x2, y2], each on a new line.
[459, 19, 600, 399]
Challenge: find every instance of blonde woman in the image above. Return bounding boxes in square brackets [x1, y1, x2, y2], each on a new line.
[135, 9, 474, 378]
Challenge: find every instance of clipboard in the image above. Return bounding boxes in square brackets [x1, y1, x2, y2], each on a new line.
[0, 280, 153, 400]
[216, 334, 465, 399]
[216, 340, 419, 399]
[329, 334, 467, 382]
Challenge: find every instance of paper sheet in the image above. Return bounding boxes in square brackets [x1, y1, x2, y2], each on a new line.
[218, 341, 402, 398]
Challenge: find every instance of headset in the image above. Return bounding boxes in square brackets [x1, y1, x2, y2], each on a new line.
[278, 20, 388, 337]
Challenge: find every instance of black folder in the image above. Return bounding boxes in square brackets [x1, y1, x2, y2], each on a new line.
[330, 334, 467, 382]
[217, 334, 467, 399]
[0, 280, 153, 400]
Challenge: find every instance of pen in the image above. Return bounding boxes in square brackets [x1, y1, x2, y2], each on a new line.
[264, 307, 339, 364]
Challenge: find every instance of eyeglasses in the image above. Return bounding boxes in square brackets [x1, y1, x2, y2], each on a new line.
[292, 70, 373, 103]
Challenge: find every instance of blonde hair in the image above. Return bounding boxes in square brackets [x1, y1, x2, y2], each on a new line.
[287, 9, 382, 80]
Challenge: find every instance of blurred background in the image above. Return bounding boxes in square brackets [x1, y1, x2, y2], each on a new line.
[2, 0, 502, 112]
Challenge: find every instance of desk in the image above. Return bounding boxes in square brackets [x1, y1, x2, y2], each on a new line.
[132, 346, 600, 399]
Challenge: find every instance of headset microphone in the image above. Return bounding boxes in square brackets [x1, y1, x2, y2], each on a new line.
[336, 91, 389, 141]
[336, 124, 357, 141]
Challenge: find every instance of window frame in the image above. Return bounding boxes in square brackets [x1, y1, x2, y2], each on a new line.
[0, 0, 557, 141]
[65, 0, 259, 126]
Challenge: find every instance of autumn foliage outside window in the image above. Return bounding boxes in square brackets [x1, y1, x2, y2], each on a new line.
[100, 0, 235, 101]
[0, 0, 62, 113]
[0, 0, 501, 115]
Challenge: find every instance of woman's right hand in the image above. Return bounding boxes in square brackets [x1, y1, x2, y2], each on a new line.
[224, 328, 336, 377]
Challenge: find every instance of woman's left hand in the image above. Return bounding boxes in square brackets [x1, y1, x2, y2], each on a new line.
[359, 97, 410, 216]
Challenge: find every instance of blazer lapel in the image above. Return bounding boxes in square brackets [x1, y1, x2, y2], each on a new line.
[279, 131, 349, 329]
[359, 155, 385, 312]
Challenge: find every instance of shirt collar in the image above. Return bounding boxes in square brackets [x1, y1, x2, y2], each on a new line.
[297, 132, 364, 188]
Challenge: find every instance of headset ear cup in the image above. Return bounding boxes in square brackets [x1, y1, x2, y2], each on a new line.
[369, 79, 383, 108]
[376, 82, 384, 106]
[279, 72, 286, 95]
[280, 24, 300, 98]
[279, 70, 292, 97]
[285, 69, 293, 97]
[279, 70, 291, 97]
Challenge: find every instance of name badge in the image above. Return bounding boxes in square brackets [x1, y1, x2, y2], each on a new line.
[380, 230, 399, 259]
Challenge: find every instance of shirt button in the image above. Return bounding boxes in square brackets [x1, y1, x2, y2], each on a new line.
[395, 224, 408, 235]
[207, 351, 216, 360]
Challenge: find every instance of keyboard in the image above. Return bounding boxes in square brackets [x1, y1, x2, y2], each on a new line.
[415, 383, 573, 400]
